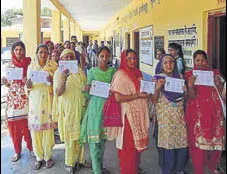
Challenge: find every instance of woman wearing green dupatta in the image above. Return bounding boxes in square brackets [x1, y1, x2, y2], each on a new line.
[80, 46, 116, 174]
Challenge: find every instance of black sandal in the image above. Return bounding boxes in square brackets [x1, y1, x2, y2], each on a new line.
[11, 153, 21, 162]
[45, 159, 54, 169]
[34, 160, 42, 170]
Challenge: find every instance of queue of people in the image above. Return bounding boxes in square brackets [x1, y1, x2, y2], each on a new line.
[1, 38, 226, 174]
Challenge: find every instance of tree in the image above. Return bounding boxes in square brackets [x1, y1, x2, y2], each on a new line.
[1, 8, 23, 26]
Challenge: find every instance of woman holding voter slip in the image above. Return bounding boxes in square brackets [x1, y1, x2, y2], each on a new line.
[80, 46, 116, 174]
[110, 49, 150, 174]
[185, 50, 225, 174]
[152, 54, 188, 174]
[26, 44, 58, 170]
[1, 41, 34, 162]
[52, 49, 87, 173]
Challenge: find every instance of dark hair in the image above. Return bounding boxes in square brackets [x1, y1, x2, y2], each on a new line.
[156, 48, 166, 54]
[64, 40, 70, 45]
[36, 44, 49, 55]
[11, 41, 26, 53]
[71, 36, 77, 39]
[70, 42, 75, 45]
[97, 46, 110, 56]
[126, 49, 137, 57]
[193, 49, 208, 60]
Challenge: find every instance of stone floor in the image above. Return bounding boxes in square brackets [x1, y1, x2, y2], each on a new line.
[1, 125, 226, 174]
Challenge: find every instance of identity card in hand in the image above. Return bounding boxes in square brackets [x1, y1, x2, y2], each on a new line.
[89, 80, 111, 98]
[29, 70, 50, 85]
[140, 80, 155, 94]
[59, 60, 78, 74]
[193, 70, 214, 86]
[164, 77, 185, 94]
[6, 68, 23, 80]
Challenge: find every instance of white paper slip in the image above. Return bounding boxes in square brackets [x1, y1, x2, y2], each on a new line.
[140, 80, 155, 94]
[59, 60, 78, 74]
[29, 70, 50, 85]
[193, 70, 214, 86]
[6, 68, 23, 80]
[165, 77, 185, 94]
[89, 80, 111, 98]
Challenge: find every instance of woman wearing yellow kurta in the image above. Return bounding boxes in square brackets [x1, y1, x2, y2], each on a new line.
[26, 44, 58, 170]
[52, 49, 87, 173]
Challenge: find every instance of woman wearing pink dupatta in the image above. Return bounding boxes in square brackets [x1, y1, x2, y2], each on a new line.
[110, 49, 150, 174]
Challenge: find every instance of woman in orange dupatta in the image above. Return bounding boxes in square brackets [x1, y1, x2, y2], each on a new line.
[185, 50, 225, 174]
[110, 49, 150, 174]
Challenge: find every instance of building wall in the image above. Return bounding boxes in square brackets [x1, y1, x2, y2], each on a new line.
[101, 0, 226, 76]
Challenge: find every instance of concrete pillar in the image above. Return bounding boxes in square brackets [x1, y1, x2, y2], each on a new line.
[23, 0, 41, 57]
[51, 10, 61, 43]
[63, 18, 70, 41]
[70, 22, 76, 37]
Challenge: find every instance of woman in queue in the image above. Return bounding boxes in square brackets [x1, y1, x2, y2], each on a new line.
[80, 46, 116, 174]
[110, 49, 150, 174]
[152, 54, 188, 174]
[185, 50, 225, 174]
[52, 49, 87, 173]
[1, 41, 33, 162]
[26, 44, 58, 170]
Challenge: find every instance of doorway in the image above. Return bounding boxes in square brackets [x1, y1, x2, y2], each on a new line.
[208, 13, 226, 79]
[134, 31, 140, 68]
[127, 33, 131, 49]
[83, 36, 89, 47]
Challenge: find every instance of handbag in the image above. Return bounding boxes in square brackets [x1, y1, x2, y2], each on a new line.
[103, 94, 123, 127]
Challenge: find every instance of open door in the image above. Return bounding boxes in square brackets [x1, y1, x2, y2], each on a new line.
[207, 12, 226, 78]
[134, 31, 140, 68]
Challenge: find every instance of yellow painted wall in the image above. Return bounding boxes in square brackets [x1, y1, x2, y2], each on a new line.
[101, 0, 226, 76]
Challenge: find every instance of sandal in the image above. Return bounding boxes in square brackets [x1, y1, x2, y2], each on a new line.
[102, 168, 110, 174]
[45, 159, 54, 169]
[34, 160, 42, 170]
[138, 167, 146, 174]
[11, 153, 21, 162]
[78, 161, 92, 169]
[30, 151, 36, 158]
[65, 166, 74, 174]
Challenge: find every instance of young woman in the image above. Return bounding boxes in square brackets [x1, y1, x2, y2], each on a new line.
[45, 40, 54, 58]
[52, 49, 87, 173]
[152, 54, 188, 174]
[26, 44, 58, 170]
[185, 50, 225, 174]
[80, 46, 116, 174]
[110, 49, 150, 174]
[168, 43, 186, 76]
[155, 48, 166, 74]
[1, 41, 33, 162]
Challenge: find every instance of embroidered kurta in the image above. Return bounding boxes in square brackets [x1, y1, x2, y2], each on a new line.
[156, 93, 188, 149]
[52, 68, 87, 142]
[110, 70, 149, 151]
[27, 60, 57, 131]
[80, 67, 116, 144]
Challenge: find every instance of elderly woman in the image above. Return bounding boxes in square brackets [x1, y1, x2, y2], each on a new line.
[110, 49, 150, 174]
[26, 44, 58, 170]
[152, 54, 188, 174]
[52, 49, 87, 173]
[1, 41, 33, 162]
[185, 50, 225, 174]
[80, 46, 117, 174]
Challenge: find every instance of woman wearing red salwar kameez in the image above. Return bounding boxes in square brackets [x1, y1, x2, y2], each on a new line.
[185, 50, 225, 174]
[1, 41, 33, 162]
[110, 49, 150, 174]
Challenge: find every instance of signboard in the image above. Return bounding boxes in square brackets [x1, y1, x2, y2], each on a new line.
[140, 26, 154, 66]
[168, 24, 199, 68]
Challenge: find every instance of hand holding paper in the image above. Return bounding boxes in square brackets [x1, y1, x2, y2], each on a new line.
[193, 70, 214, 86]
[6, 68, 23, 80]
[140, 80, 156, 94]
[59, 60, 78, 74]
[89, 80, 110, 98]
[164, 77, 185, 94]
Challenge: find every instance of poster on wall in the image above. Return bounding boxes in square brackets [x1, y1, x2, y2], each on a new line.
[168, 24, 199, 69]
[154, 36, 165, 58]
[140, 26, 153, 66]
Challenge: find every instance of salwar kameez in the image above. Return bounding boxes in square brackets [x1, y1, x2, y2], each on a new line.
[185, 69, 225, 174]
[80, 67, 116, 174]
[27, 59, 57, 162]
[53, 67, 87, 167]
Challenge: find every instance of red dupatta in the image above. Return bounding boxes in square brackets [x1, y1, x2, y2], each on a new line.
[185, 65, 225, 150]
[119, 50, 142, 92]
[11, 51, 31, 83]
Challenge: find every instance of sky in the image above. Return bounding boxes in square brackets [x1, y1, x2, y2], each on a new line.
[1, 0, 56, 12]
[1, 0, 23, 12]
